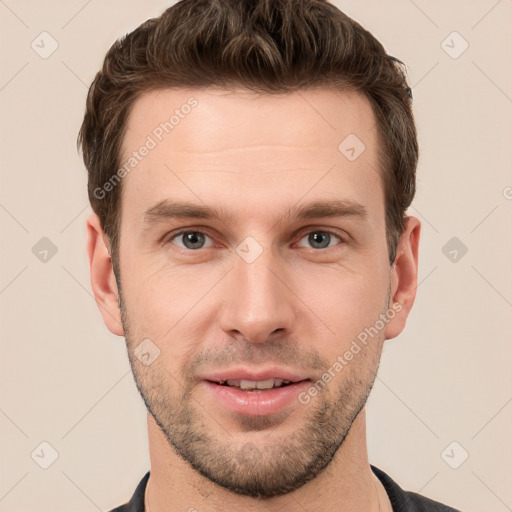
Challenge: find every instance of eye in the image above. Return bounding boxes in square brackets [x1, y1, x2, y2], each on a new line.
[169, 231, 214, 250]
[297, 230, 343, 250]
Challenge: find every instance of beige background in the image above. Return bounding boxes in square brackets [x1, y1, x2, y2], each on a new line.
[1, 1, 511, 511]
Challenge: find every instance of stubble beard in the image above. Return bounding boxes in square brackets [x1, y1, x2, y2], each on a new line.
[118, 286, 383, 498]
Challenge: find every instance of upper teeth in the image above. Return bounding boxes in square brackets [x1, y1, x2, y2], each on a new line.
[221, 379, 291, 390]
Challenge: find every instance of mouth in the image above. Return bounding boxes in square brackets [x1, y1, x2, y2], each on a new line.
[201, 370, 311, 416]
[211, 378, 300, 390]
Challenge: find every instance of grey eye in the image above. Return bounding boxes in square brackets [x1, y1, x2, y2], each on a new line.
[298, 231, 341, 249]
[172, 232, 213, 250]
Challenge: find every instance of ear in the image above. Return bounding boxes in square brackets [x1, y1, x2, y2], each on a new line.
[385, 216, 421, 340]
[86, 213, 124, 336]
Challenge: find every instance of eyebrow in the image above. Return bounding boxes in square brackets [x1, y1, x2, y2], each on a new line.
[142, 198, 367, 228]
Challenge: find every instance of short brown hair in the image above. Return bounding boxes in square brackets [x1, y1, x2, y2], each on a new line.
[78, 0, 417, 267]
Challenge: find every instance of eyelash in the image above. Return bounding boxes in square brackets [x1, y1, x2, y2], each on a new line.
[165, 228, 345, 251]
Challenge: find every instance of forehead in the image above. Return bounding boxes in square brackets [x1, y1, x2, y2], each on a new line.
[119, 87, 383, 226]
[123, 87, 377, 156]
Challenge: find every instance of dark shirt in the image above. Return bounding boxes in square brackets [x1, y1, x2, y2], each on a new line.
[109, 465, 461, 511]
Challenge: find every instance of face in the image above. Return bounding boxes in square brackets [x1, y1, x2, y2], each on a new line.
[114, 87, 397, 497]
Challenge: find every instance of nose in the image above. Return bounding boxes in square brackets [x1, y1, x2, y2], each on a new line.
[218, 244, 297, 344]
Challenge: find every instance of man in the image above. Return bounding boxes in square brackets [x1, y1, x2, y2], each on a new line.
[80, 0, 461, 510]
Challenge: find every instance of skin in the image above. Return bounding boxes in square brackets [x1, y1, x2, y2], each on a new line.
[87, 87, 420, 512]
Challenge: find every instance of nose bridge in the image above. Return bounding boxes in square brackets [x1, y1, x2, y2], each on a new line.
[219, 241, 295, 342]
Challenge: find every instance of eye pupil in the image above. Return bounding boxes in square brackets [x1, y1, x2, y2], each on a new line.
[183, 232, 204, 249]
[308, 232, 330, 249]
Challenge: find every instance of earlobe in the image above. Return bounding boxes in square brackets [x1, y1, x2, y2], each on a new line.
[385, 216, 421, 340]
[86, 213, 124, 336]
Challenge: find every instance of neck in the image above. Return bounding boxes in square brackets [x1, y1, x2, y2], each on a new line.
[144, 408, 392, 512]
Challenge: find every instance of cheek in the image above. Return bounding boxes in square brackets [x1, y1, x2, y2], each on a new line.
[120, 261, 219, 357]
[297, 266, 389, 336]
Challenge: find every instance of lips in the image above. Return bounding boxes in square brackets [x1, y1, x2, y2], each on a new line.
[219, 378, 292, 390]
[201, 368, 311, 416]
[203, 368, 309, 385]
